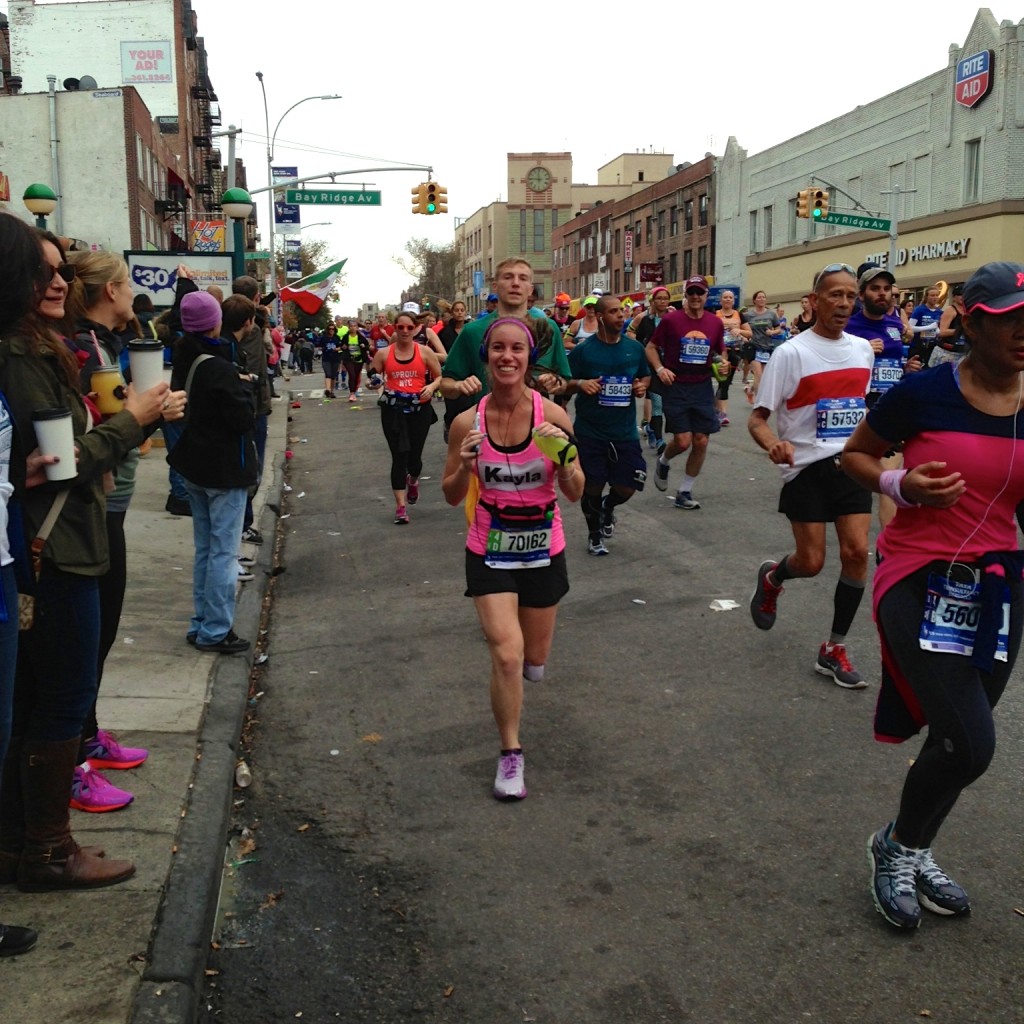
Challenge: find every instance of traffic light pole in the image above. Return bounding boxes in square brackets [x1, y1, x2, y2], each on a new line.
[247, 165, 435, 197]
[879, 185, 916, 272]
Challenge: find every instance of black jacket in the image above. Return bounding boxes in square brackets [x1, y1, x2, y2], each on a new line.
[167, 334, 258, 490]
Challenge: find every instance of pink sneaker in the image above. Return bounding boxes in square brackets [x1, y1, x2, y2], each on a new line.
[84, 729, 148, 770]
[70, 764, 134, 813]
[407, 476, 420, 505]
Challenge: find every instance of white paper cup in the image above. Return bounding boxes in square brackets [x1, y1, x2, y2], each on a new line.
[32, 408, 77, 482]
[127, 340, 165, 394]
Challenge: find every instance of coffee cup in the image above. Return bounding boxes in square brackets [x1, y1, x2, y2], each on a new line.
[90, 365, 126, 415]
[32, 408, 77, 482]
[127, 340, 165, 394]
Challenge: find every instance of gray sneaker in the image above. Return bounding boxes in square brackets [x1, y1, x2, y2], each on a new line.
[815, 642, 867, 689]
[493, 752, 526, 800]
[868, 822, 922, 929]
[916, 848, 970, 916]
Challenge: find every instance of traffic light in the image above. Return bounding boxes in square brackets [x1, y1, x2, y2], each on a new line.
[434, 183, 448, 215]
[811, 189, 830, 220]
[425, 181, 438, 214]
[411, 183, 426, 214]
[796, 188, 811, 219]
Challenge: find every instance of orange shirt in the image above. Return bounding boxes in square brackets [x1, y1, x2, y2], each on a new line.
[383, 344, 429, 395]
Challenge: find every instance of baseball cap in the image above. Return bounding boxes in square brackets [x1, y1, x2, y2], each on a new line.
[555, 292, 570, 307]
[582, 295, 598, 307]
[963, 261, 1024, 315]
[401, 301, 420, 315]
[486, 293, 499, 302]
[684, 276, 709, 293]
[858, 266, 896, 289]
[590, 288, 605, 297]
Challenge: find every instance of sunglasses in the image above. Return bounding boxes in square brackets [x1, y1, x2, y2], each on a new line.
[394, 324, 416, 331]
[50, 263, 76, 284]
[685, 288, 707, 297]
[813, 263, 856, 288]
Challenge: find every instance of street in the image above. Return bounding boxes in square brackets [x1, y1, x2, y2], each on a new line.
[200, 377, 1024, 1024]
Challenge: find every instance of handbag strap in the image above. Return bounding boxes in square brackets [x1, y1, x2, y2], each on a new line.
[30, 489, 70, 577]
[185, 353, 214, 398]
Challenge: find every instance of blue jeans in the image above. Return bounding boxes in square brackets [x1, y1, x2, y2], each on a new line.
[184, 483, 246, 644]
[162, 419, 189, 501]
[13, 566, 100, 742]
[0, 563, 19, 764]
[243, 414, 268, 531]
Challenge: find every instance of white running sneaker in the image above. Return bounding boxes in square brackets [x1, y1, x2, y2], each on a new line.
[493, 751, 527, 800]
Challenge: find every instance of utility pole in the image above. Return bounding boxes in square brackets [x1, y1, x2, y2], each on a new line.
[879, 185, 916, 272]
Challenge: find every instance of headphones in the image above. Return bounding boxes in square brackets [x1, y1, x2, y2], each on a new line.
[479, 317, 538, 364]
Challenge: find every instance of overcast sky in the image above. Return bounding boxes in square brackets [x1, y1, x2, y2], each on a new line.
[2, 1, 1012, 308]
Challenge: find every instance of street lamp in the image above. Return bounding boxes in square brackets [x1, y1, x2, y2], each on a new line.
[23, 183, 58, 229]
[221, 187, 253, 280]
[254, 72, 341, 307]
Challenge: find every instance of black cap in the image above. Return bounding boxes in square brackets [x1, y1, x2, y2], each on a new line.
[962, 261, 1024, 315]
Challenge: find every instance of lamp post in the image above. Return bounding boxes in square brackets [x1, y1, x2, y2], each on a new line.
[255, 72, 340, 309]
[221, 187, 253, 280]
[23, 183, 58, 229]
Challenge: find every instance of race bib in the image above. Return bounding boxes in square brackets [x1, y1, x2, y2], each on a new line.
[815, 397, 866, 442]
[598, 375, 632, 407]
[871, 358, 902, 393]
[484, 521, 552, 569]
[681, 339, 711, 364]
[919, 572, 1009, 661]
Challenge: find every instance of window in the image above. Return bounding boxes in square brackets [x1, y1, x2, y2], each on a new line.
[787, 198, 798, 244]
[749, 210, 758, 252]
[683, 249, 693, 280]
[520, 209, 527, 252]
[657, 210, 666, 241]
[646, 216, 653, 245]
[552, 208, 558, 230]
[763, 205, 773, 250]
[698, 194, 708, 227]
[684, 200, 693, 232]
[697, 246, 707, 276]
[964, 139, 981, 204]
[614, 228, 621, 255]
[614, 269, 620, 293]
[668, 253, 677, 284]
[670, 207, 679, 237]
[534, 210, 545, 253]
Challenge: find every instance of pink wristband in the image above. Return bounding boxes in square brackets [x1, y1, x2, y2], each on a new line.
[879, 468, 919, 508]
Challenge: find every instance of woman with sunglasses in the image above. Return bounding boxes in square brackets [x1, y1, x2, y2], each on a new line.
[843, 262, 1024, 930]
[368, 310, 443, 523]
[0, 220, 174, 894]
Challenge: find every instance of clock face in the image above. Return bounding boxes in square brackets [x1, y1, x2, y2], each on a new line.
[527, 166, 552, 192]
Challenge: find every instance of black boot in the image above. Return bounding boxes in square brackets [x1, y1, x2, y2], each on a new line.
[0, 922, 38, 957]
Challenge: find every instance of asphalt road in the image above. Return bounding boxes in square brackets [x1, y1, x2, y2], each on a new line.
[199, 378, 1024, 1024]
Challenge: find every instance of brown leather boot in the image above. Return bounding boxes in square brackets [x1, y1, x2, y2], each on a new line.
[16, 737, 134, 892]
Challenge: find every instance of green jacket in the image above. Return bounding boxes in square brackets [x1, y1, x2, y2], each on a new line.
[0, 333, 144, 576]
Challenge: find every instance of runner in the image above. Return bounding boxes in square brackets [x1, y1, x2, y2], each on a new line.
[320, 322, 342, 399]
[742, 290, 783, 403]
[747, 262, 875, 688]
[842, 261, 1024, 929]
[565, 295, 650, 555]
[627, 286, 672, 450]
[442, 316, 582, 801]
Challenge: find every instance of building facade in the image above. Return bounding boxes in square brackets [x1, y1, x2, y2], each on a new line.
[715, 8, 1024, 308]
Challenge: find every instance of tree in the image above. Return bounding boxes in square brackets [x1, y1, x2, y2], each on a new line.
[394, 238, 458, 309]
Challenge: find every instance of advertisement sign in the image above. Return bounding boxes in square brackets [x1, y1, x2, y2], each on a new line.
[286, 258, 302, 280]
[120, 42, 173, 84]
[639, 262, 663, 284]
[284, 238, 301, 252]
[955, 50, 994, 108]
[623, 229, 633, 273]
[124, 251, 233, 307]
[274, 199, 300, 231]
[189, 220, 226, 253]
[473, 269, 485, 296]
[271, 166, 297, 187]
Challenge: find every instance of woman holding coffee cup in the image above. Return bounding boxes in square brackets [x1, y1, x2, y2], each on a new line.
[63, 251, 187, 812]
[0, 219, 173, 894]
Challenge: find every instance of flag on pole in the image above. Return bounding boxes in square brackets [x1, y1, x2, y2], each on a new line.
[279, 259, 347, 315]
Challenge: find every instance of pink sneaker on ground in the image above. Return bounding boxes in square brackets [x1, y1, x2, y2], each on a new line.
[70, 764, 134, 813]
[84, 729, 148, 770]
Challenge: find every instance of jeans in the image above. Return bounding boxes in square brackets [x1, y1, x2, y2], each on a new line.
[162, 420, 189, 501]
[243, 414, 268, 531]
[13, 566, 100, 742]
[0, 563, 19, 764]
[184, 483, 247, 644]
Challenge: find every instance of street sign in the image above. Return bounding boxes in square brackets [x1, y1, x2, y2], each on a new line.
[285, 189, 381, 206]
[248, 251, 271, 260]
[819, 212, 891, 232]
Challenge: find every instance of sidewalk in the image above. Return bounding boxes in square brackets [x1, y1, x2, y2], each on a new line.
[1, 390, 290, 1024]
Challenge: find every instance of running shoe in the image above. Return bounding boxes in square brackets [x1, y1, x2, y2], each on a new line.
[868, 822, 922, 929]
[238, 565, 254, 583]
[674, 491, 701, 510]
[394, 505, 410, 525]
[407, 477, 420, 505]
[654, 459, 670, 492]
[70, 764, 134, 813]
[815, 642, 867, 689]
[750, 560, 783, 630]
[84, 729, 148, 771]
[720, 414, 730, 426]
[238, 554, 256, 567]
[916, 848, 970, 916]
[588, 537, 609, 556]
[643, 423, 657, 449]
[656, 440, 667, 457]
[600, 501, 616, 538]
[242, 527, 263, 545]
[493, 751, 527, 800]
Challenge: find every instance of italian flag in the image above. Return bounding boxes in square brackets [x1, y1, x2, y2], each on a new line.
[280, 259, 347, 315]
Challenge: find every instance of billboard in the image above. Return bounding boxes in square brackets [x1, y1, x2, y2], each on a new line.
[189, 220, 226, 253]
[120, 42, 173, 85]
[124, 251, 234, 307]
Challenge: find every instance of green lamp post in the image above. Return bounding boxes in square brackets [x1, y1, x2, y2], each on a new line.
[23, 183, 58, 229]
[220, 187, 253, 279]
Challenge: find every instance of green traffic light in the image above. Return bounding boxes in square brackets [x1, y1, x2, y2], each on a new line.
[427, 203, 436, 213]
[812, 208, 822, 218]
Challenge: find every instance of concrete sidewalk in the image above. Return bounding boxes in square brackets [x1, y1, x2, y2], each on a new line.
[0, 388, 291, 1024]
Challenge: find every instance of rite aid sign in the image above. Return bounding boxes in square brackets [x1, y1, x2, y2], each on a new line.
[955, 50, 994, 108]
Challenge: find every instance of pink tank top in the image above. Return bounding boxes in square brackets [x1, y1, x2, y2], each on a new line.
[466, 390, 565, 566]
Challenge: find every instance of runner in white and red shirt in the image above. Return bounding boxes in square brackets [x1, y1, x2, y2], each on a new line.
[747, 263, 875, 689]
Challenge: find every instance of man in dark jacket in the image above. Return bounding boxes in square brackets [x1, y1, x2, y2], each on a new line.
[168, 292, 258, 655]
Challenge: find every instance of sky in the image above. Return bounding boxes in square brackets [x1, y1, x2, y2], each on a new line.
[2, 1, 1014, 310]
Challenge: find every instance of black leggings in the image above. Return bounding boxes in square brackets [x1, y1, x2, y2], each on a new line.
[380, 405, 435, 490]
[879, 569, 1022, 848]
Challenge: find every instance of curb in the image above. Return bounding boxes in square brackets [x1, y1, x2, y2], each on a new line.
[129, 451, 285, 1024]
